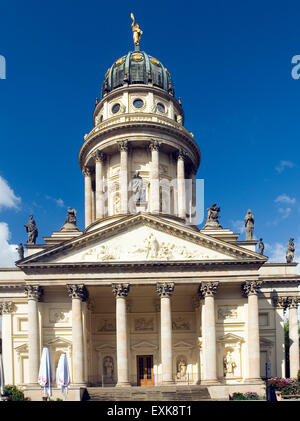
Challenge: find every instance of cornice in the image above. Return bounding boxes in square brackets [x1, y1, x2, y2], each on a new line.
[79, 117, 200, 169]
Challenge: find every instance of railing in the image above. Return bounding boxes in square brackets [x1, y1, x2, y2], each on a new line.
[84, 113, 194, 142]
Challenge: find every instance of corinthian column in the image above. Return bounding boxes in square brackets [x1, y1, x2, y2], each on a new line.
[24, 285, 43, 384]
[0, 302, 15, 384]
[242, 281, 262, 381]
[94, 150, 106, 219]
[157, 282, 174, 384]
[67, 284, 88, 385]
[113, 283, 130, 386]
[177, 149, 186, 219]
[288, 297, 300, 378]
[118, 141, 128, 214]
[83, 167, 92, 228]
[150, 141, 160, 214]
[198, 282, 218, 383]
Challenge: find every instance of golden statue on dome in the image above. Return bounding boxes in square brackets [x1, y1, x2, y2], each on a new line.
[131, 13, 143, 48]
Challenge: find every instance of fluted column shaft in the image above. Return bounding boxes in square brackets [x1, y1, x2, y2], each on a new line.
[157, 283, 174, 384]
[289, 298, 300, 377]
[243, 281, 262, 380]
[0, 302, 14, 384]
[94, 151, 106, 219]
[119, 141, 128, 214]
[177, 150, 186, 219]
[83, 167, 92, 228]
[113, 284, 130, 386]
[150, 141, 160, 213]
[25, 286, 43, 384]
[199, 282, 218, 383]
[68, 285, 87, 385]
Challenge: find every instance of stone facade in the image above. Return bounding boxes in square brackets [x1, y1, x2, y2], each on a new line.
[0, 38, 299, 401]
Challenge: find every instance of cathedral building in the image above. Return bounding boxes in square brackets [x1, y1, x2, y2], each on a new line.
[0, 19, 299, 400]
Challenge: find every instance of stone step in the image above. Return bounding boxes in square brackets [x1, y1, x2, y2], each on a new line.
[85, 386, 211, 401]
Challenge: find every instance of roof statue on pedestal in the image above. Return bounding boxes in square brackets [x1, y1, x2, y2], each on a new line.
[24, 215, 38, 244]
[245, 209, 254, 240]
[286, 238, 295, 263]
[203, 203, 222, 229]
[60, 207, 79, 232]
[16, 243, 24, 260]
[258, 238, 264, 255]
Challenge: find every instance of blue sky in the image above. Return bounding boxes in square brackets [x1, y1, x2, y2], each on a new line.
[0, 0, 300, 268]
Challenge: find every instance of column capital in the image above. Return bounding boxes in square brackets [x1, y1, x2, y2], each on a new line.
[149, 140, 161, 152]
[156, 282, 174, 298]
[93, 150, 106, 162]
[67, 284, 88, 301]
[272, 296, 290, 310]
[112, 283, 130, 297]
[241, 280, 262, 297]
[177, 148, 188, 161]
[0, 301, 15, 314]
[118, 140, 128, 152]
[289, 296, 300, 309]
[198, 281, 219, 298]
[24, 285, 43, 301]
[83, 166, 92, 177]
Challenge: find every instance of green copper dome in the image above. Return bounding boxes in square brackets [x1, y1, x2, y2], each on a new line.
[101, 51, 174, 98]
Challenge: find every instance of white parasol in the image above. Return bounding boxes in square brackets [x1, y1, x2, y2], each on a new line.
[56, 353, 70, 400]
[38, 347, 52, 399]
[0, 353, 5, 400]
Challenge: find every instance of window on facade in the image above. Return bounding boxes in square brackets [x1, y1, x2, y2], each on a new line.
[157, 102, 165, 113]
[133, 98, 144, 109]
[112, 103, 120, 114]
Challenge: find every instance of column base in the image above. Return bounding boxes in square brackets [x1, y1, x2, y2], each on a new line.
[116, 382, 131, 387]
[244, 378, 264, 384]
[71, 383, 87, 388]
[201, 379, 220, 385]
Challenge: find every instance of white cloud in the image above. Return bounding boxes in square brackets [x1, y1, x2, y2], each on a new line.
[0, 222, 18, 267]
[231, 219, 245, 234]
[45, 196, 65, 208]
[275, 160, 295, 173]
[278, 207, 292, 219]
[274, 194, 296, 205]
[0, 176, 21, 210]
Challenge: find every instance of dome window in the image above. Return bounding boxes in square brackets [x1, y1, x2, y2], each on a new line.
[112, 103, 120, 114]
[157, 103, 165, 113]
[133, 98, 144, 109]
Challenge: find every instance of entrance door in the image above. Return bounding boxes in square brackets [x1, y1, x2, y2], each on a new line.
[137, 355, 154, 386]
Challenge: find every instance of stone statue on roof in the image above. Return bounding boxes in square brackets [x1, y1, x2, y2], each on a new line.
[24, 215, 38, 244]
[245, 209, 254, 240]
[286, 238, 295, 263]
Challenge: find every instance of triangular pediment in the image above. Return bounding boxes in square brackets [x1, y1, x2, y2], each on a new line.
[18, 213, 267, 268]
[217, 333, 244, 344]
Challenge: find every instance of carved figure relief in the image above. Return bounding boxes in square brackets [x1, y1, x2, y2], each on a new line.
[176, 357, 187, 380]
[81, 245, 120, 261]
[98, 319, 116, 332]
[134, 318, 154, 331]
[114, 193, 121, 214]
[49, 309, 70, 324]
[223, 349, 236, 378]
[217, 306, 238, 320]
[172, 317, 191, 331]
[103, 356, 114, 378]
